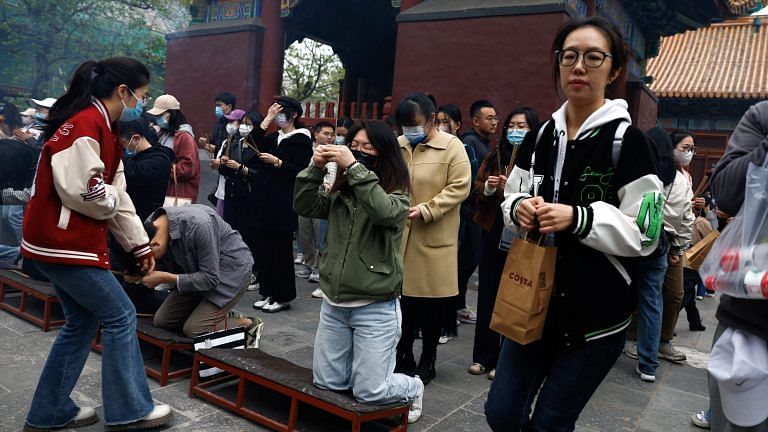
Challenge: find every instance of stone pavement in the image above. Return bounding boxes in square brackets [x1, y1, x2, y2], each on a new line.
[0, 272, 717, 432]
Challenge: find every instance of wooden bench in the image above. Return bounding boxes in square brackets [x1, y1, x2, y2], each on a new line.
[92, 317, 195, 386]
[0, 269, 64, 331]
[190, 349, 410, 432]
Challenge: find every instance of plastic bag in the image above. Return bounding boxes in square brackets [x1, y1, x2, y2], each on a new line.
[699, 158, 768, 299]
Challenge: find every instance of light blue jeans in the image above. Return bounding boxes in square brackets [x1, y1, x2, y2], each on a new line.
[0, 204, 23, 264]
[313, 298, 421, 404]
[634, 252, 669, 375]
[25, 261, 154, 428]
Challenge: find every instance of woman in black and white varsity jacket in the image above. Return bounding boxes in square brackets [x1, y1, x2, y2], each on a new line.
[485, 17, 664, 431]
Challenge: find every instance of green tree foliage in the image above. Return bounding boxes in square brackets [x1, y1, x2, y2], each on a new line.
[281, 39, 344, 104]
[0, 0, 190, 99]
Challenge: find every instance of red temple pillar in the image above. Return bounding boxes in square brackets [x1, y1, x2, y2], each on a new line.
[257, 0, 285, 113]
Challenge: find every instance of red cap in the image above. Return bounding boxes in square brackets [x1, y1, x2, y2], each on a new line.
[762, 273, 768, 298]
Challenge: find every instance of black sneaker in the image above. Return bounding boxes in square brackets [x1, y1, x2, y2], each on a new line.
[414, 356, 436, 385]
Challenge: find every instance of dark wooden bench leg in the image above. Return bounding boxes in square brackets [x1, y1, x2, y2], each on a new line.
[18, 290, 28, 313]
[160, 347, 171, 387]
[351, 416, 362, 432]
[189, 356, 201, 398]
[287, 398, 300, 431]
[236, 375, 246, 408]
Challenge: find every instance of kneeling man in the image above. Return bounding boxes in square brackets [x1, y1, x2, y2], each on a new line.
[135, 205, 258, 342]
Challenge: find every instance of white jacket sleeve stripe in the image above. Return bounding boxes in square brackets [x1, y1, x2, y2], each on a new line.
[50, 136, 119, 220]
[580, 174, 664, 257]
[501, 165, 533, 228]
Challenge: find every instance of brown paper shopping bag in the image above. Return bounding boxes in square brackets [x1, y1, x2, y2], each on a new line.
[490, 235, 557, 345]
[684, 231, 719, 270]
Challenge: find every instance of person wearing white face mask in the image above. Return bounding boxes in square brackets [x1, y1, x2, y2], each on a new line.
[246, 96, 313, 313]
[641, 129, 696, 368]
[213, 110, 262, 292]
[210, 109, 246, 216]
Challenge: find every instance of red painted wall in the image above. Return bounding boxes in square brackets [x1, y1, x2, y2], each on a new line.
[164, 27, 264, 141]
[392, 12, 571, 142]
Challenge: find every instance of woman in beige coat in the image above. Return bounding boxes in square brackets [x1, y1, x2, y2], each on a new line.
[394, 93, 471, 383]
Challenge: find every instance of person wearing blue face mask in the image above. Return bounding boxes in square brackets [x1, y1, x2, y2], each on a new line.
[468, 107, 538, 380]
[147, 94, 200, 203]
[199, 92, 237, 156]
[20, 57, 174, 431]
[394, 92, 471, 383]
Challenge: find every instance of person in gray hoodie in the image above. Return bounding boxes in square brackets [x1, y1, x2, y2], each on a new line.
[708, 100, 768, 431]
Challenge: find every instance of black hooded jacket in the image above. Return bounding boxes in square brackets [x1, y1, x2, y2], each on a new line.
[123, 145, 174, 221]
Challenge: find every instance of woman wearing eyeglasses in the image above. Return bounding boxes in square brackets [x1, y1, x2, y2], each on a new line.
[488, 17, 664, 431]
[643, 129, 697, 366]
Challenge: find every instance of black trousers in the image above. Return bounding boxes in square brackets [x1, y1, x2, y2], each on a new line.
[253, 229, 296, 303]
[224, 196, 257, 274]
[680, 267, 703, 327]
[456, 220, 482, 310]
[473, 228, 506, 369]
[398, 296, 455, 362]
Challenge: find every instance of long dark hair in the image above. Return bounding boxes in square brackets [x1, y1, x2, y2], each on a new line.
[44, 57, 150, 139]
[161, 109, 187, 136]
[333, 120, 410, 194]
[484, 106, 540, 174]
[437, 104, 462, 135]
[646, 127, 676, 186]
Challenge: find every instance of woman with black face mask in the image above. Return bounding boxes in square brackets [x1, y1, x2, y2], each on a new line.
[294, 120, 426, 423]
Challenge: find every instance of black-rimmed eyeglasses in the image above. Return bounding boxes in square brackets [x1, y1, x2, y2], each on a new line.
[555, 49, 612, 68]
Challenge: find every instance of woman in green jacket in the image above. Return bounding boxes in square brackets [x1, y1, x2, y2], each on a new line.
[293, 120, 425, 424]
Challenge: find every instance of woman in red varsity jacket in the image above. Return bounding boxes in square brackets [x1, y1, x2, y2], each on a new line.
[21, 58, 173, 431]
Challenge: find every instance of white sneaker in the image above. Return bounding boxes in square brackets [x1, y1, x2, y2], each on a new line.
[247, 274, 259, 291]
[308, 268, 320, 283]
[263, 301, 291, 313]
[294, 253, 304, 264]
[623, 340, 639, 359]
[311, 288, 323, 298]
[408, 378, 424, 424]
[635, 365, 656, 383]
[456, 307, 477, 324]
[105, 404, 173, 431]
[691, 410, 711, 429]
[253, 297, 272, 309]
[438, 331, 453, 344]
[658, 341, 687, 363]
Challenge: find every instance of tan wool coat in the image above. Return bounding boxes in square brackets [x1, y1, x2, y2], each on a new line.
[399, 129, 471, 298]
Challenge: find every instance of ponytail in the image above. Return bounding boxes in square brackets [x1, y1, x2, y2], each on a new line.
[44, 57, 150, 139]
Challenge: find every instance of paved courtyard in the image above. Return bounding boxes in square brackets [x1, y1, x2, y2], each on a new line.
[0, 272, 717, 432]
